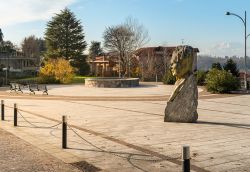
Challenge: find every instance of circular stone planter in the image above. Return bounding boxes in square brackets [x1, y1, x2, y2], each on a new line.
[85, 77, 139, 88]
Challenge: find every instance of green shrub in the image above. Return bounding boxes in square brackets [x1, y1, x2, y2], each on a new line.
[162, 69, 176, 85]
[205, 69, 240, 93]
[196, 70, 207, 86]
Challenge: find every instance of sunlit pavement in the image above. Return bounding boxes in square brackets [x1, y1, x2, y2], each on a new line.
[0, 84, 249, 171]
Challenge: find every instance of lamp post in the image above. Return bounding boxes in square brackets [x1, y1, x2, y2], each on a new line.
[226, 11, 248, 90]
[118, 55, 121, 78]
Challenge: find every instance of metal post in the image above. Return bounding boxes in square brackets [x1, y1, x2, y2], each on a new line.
[182, 145, 190, 172]
[128, 57, 131, 78]
[62, 115, 67, 149]
[119, 56, 121, 78]
[14, 103, 17, 126]
[5, 69, 7, 85]
[141, 63, 144, 81]
[244, 11, 248, 90]
[1, 100, 4, 121]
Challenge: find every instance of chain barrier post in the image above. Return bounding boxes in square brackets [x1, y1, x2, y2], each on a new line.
[1, 100, 4, 121]
[62, 115, 67, 149]
[182, 145, 190, 172]
[14, 103, 17, 126]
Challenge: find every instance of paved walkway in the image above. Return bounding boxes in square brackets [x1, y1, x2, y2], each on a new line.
[0, 128, 82, 172]
[0, 84, 249, 171]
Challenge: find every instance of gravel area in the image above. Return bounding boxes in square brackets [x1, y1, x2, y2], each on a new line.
[0, 128, 82, 172]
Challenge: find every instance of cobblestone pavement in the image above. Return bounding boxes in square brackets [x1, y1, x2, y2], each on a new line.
[0, 128, 82, 172]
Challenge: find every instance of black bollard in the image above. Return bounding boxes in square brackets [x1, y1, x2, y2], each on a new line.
[62, 115, 67, 149]
[1, 100, 4, 121]
[182, 145, 190, 172]
[14, 103, 17, 126]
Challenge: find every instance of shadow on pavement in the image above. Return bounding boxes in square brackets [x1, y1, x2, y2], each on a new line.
[197, 121, 250, 130]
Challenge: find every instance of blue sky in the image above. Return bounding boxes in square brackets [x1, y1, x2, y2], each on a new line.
[1, 0, 250, 57]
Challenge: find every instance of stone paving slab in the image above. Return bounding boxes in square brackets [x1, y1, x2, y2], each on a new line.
[0, 86, 249, 171]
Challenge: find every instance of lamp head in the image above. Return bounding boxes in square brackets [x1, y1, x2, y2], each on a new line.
[225, 12, 231, 15]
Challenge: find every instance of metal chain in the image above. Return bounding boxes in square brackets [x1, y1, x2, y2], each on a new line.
[17, 110, 62, 129]
[68, 125, 105, 151]
[4, 104, 179, 162]
[67, 125, 166, 162]
[5, 105, 13, 109]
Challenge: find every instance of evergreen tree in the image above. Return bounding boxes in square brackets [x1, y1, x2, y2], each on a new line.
[88, 41, 103, 60]
[0, 29, 3, 44]
[36, 38, 47, 55]
[88, 41, 102, 75]
[71, 54, 90, 75]
[223, 58, 239, 77]
[0, 40, 16, 53]
[44, 8, 89, 75]
[211, 62, 222, 70]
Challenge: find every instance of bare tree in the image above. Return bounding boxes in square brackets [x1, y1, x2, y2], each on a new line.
[141, 48, 156, 81]
[21, 35, 46, 66]
[124, 17, 150, 51]
[103, 17, 149, 77]
[137, 47, 172, 81]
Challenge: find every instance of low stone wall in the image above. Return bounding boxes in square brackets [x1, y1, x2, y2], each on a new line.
[85, 78, 139, 88]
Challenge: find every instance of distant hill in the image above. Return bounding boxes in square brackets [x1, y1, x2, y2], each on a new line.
[197, 55, 250, 71]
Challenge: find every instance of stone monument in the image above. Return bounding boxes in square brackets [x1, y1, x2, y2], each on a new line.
[164, 45, 198, 123]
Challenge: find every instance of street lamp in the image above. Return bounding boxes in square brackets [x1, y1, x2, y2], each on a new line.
[226, 11, 248, 90]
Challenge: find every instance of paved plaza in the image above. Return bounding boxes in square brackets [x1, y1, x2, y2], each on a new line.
[0, 83, 249, 171]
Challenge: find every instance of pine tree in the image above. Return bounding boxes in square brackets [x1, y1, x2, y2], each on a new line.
[0, 29, 3, 44]
[88, 41, 103, 60]
[88, 41, 102, 75]
[211, 62, 222, 70]
[44, 8, 89, 75]
[223, 58, 239, 77]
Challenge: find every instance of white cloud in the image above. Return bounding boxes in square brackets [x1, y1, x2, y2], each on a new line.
[0, 0, 76, 27]
[200, 42, 250, 57]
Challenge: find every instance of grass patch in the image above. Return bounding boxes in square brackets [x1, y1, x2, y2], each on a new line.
[70, 76, 96, 84]
[11, 76, 96, 84]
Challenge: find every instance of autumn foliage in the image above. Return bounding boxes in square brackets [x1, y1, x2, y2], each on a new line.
[39, 58, 74, 84]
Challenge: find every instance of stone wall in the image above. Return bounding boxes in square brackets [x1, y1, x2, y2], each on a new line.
[85, 78, 139, 88]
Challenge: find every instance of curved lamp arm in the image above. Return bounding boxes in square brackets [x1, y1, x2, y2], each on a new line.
[247, 33, 250, 40]
[225, 12, 246, 26]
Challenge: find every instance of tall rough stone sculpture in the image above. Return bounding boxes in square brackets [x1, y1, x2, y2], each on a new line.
[164, 45, 198, 123]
